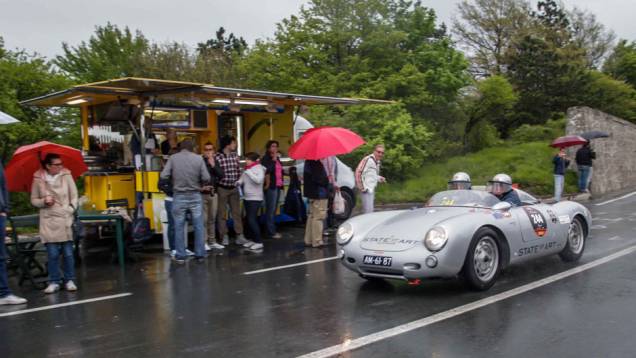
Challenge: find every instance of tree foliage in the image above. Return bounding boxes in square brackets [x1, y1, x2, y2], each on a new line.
[604, 39, 636, 88]
[55, 22, 148, 82]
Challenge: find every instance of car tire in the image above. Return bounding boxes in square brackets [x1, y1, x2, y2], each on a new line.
[559, 216, 586, 262]
[462, 227, 502, 291]
[333, 188, 355, 223]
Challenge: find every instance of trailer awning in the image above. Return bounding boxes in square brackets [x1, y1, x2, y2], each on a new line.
[21, 77, 393, 107]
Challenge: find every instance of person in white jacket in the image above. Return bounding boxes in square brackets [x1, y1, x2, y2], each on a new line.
[355, 144, 386, 213]
[237, 152, 266, 250]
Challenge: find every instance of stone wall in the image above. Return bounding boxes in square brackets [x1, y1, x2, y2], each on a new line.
[566, 106, 636, 195]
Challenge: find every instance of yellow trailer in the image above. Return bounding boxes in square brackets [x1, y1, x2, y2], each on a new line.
[22, 77, 389, 232]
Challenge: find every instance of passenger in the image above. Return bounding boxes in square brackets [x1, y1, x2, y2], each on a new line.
[487, 173, 521, 206]
[448, 172, 472, 190]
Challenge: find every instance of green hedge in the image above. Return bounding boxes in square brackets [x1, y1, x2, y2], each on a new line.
[375, 140, 578, 204]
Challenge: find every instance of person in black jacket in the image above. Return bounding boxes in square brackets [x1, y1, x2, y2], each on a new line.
[303, 159, 329, 248]
[553, 148, 570, 201]
[575, 141, 595, 192]
[201, 142, 224, 250]
[261, 140, 284, 239]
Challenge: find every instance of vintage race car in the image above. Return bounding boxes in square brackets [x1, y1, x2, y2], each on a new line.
[337, 189, 592, 290]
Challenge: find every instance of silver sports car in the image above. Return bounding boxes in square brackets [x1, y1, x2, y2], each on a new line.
[337, 189, 592, 290]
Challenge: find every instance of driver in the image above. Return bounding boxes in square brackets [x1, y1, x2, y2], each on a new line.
[448, 172, 472, 190]
[487, 173, 521, 206]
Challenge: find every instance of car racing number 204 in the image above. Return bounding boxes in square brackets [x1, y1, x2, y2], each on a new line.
[523, 207, 548, 237]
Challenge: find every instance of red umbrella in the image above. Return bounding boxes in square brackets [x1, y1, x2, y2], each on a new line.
[5, 141, 87, 192]
[289, 126, 365, 160]
[550, 135, 588, 148]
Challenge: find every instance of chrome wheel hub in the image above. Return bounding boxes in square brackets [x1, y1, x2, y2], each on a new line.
[473, 236, 499, 282]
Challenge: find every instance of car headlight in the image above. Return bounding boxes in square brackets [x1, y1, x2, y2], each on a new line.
[424, 227, 448, 252]
[337, 222, 354, 245]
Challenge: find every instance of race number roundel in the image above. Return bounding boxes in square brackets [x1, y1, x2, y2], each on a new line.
[523, 207, 548, 237]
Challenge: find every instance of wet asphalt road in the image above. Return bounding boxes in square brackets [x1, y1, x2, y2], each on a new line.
[2, 192, 636, 357]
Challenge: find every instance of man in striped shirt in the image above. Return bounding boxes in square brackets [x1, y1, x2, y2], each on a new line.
[215, 135, 246, 245]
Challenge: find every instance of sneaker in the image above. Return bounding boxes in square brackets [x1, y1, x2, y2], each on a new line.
[65, 281, 77, 292]
[209, 242, 225, 249]
[44, 283, 60, 294]
[236, 235, 249, 245]
[242, 240, 255, 248]
[271, 232, 282, 239]
[222, 235, 229, 246]
[250, 243, 264, 250]
[170, 250, 177, 258]
[0, 294, 27, 305]
[185, 249, 195, 256]
[205, 243, 212, 251]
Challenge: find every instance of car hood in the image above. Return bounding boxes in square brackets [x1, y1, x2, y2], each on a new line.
[358, 206, 476, 252]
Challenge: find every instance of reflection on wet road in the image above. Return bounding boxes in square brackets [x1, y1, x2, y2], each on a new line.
[3, 192, 636, 357]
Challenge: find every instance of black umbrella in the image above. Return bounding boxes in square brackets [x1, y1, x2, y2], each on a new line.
[580, 130, 609, 140]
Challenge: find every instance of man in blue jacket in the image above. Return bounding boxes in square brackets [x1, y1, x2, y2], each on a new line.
[0, 162, 27, 305]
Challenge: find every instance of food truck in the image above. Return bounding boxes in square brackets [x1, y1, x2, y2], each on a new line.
[22, 77, 388, 231]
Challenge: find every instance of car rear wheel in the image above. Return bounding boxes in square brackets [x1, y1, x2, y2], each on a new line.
[462, 227, 502, 291]
[559, 216, 586, 262]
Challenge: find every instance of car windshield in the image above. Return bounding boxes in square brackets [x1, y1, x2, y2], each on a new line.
[427, 190, 501, 208]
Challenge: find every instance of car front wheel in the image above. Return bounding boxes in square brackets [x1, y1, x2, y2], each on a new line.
[462, 227, 502, 291]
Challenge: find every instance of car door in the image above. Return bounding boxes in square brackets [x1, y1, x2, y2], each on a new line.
[512, 204, 563, 258]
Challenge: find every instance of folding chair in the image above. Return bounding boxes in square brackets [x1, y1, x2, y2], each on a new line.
[8, 214, 47, 289]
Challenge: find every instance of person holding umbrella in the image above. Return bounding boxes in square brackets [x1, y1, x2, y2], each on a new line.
[288, 126, 366, 247]
[31, 153, 79, 294]
[575, 141, 596, 193]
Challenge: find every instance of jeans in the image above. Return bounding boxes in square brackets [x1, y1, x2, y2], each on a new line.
[578, 165, 591, 192]
[264, 187, 280, 236]
[361, 190, 375, 214]
[45, 241, 75, 284]
[172, 192, 206, 260]
[0, 215, 12, 297]
[165, 199, 175, 251]
[244, 200, 263, 243]
[554, 174, 564, 202]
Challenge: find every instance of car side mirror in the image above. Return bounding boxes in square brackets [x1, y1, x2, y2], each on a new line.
[492, 202, 512, 211]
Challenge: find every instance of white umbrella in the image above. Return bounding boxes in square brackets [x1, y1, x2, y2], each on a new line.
[0, 110, 20, 124]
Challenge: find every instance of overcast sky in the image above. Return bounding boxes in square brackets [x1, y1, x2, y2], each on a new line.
[1, 0, 634, 60]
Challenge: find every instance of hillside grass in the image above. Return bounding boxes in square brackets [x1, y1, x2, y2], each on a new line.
[375, 141, 578, 204]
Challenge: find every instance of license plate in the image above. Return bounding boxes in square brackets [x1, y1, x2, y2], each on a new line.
[363, 255, 393, 267]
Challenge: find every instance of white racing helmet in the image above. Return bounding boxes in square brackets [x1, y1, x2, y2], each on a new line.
[487, 173, 512, 196]
[448, 172, 472, 190]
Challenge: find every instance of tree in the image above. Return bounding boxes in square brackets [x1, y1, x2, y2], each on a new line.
[583, 71, 636, 122]
[452, 0, 532, 76]
[568, 7, 616, 69]
[604, 39, 636, 88]
[463, 75, 518, 144]
[55, 22, 149, 83]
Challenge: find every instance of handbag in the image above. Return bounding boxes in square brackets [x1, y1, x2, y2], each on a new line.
[333, 191, 346, 215]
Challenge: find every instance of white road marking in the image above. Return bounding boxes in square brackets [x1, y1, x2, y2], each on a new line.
[243, 256, 340, 275]
[595, 191, 636, 206]
[0, 293, 132, 318]
[297, 245, 636, 358]
[608, 236, 622, 241]
[591, 225, 607, 230]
